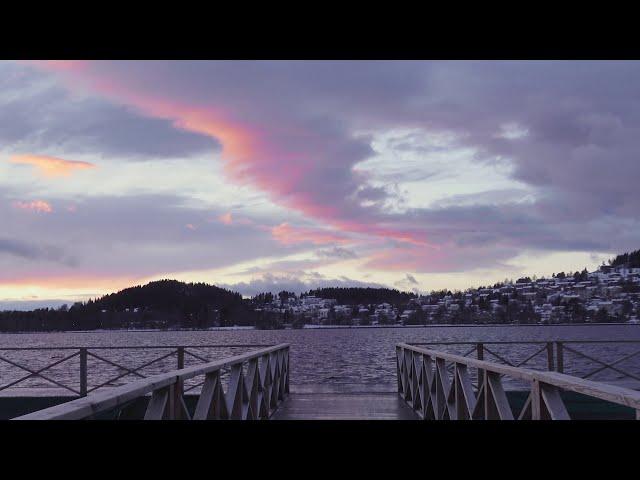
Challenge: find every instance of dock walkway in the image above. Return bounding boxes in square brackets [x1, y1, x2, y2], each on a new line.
[272, 386, 416, 420]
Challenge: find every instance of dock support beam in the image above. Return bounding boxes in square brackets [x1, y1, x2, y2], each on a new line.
[171, 347, 186, 419]
[80, 348, 87, 397]
[546, 342, 554, 371]
[556, 342, 564, 373]
[476, 343, 484, 392]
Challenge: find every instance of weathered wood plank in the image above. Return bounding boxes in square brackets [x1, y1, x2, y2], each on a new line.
[531, 379, 542, 420]
[455, 363, 476, 419]
[487, 373, 514, 420]
[193, 372, 219, 420]
[540, 383, 570, 420]
[144, 388, 169, 420]
[271, 393, 418, 420]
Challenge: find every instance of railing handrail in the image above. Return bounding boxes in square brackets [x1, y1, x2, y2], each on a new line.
[3, 339, 640, 351]
[0, 344, 274, 351]
[397, 343, 640, 411]
[14, 343, 290, 420]
[408, 340, 640, 345]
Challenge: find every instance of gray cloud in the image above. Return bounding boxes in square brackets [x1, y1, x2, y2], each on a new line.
[0, 63, 220, 160]
[221, 272, 386, 297]
[0, 299, 71, 311]
[0, 190, 301, 282]
[0, 237, 76, 266]
[316, 246, 358, 260]
[394, 273, 421, 293]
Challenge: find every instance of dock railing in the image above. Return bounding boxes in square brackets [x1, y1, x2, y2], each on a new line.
[409, 340, 640, 385]
[14, 343, 290, 420]
[0, 344, 274, 397]
[396, 343, 640, 420]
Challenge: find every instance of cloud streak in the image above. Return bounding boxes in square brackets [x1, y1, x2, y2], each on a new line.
[271, 223, 349, 246]
[0, 237, 74, 265]
[12, 200, 53, 213]
[11, 154, 95, 177]
[221, 272, 385, 297]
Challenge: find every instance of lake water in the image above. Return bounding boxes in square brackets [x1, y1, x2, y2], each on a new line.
[1, 324, 640, 393]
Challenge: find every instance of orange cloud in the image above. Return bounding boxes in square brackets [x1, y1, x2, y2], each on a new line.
[11, 154, 95, 178]
[271, 223, 348, 246]
[12, 200, 53, 213]
[218, 212, 233, 225]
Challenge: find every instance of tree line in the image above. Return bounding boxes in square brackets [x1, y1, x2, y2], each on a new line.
[0, 280, 258, 332]
[304, 287, 416, 305]
[609, 249, 640, 268]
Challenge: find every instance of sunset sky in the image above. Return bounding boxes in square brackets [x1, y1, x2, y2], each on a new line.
[2, 60, 639, 309]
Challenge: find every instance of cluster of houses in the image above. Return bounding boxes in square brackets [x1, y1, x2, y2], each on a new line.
[253, 264, 640, 326]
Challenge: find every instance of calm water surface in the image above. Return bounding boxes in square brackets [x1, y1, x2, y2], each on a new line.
[1, 325, 640, 392]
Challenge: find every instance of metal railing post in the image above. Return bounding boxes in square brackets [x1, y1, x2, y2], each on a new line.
[80, 348, 88, 397]
[546, 342, 554, 371]
[556, 342, 564, 373]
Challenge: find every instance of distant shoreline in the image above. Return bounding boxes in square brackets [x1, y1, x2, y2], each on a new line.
[0, 322, 638, 335]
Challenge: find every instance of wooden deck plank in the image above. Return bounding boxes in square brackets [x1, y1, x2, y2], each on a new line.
[271, 393, 418, 420]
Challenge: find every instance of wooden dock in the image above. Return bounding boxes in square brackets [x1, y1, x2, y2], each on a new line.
[272, 387, 416, 420]
[9, 342, 640, 420]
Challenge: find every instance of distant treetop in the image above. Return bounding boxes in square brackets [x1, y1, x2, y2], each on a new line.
[609, 249, 640, 268]
[304, 287, 416, 305]
[90, 279, 243, 313]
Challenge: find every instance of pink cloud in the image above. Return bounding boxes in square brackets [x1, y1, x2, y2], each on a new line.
[12, 200, 53, 213]
[218, 212, 233, 225]
[0, 272, 138, 291]
[271, 223, 349, 246]
[363, 242, 519, 274]
[185, 223, 197, 231]
[11, 154, 95, 178]
[21, 60, 87, 72]
[25, 61, 433, 249]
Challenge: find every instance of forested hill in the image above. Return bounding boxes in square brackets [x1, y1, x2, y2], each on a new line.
[0, 280, 256, 332]
[89, 279, 243, 313]
[610, 249, 640, 268]
[305, 287, 416, 305]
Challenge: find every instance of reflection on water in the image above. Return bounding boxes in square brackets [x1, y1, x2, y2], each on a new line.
[1, 325, 640, 392]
